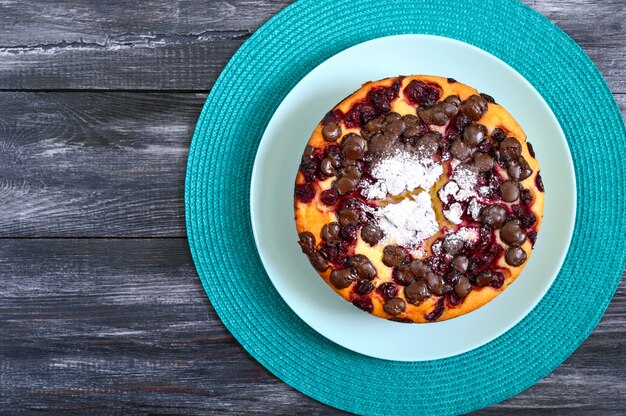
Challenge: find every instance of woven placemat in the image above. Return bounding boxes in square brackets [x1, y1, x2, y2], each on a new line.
[185, 0, 626, 414]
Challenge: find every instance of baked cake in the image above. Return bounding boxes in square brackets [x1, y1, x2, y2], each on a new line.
[294, 75, 544, 323]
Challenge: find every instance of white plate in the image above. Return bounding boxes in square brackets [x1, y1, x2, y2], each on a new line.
[250, 35, 576, 361]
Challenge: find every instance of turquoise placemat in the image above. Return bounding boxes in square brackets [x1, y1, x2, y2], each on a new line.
[185, 0, 626, 414]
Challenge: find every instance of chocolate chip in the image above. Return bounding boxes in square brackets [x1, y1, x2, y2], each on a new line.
[508, 162, 521, 180]
[450, 139, 471, 160]
[444, 95, 461, 107]
[492, 128, 506, 142]
[475, 271, 494, 286]
[361, 223, 384, 245]
[463, 124, 487, 147]
[355, 279, 374, 295]
[442, 235, 464, 255]
[460, 95, 488, 120]
[409, 260, 430, 278]
[383, 297, 406, 316]
[474, 152, 494, 172]
[338, 209, 359, 226]
[302, 145, 315, 162]
[454, 276, 472, 298]
[385, 119, 406, 139]
[417, 132, 441, 158]
[320, 157, 339, 176]
[377, 282, 398, 300]
[403, 114, 420, 125]
[447, 78, 457, 83]
[364, 119, 384, 133]
[342, 134, 366, 160]
[404, 280, 431, 304]
[500, 180, 519, 202]
[322, 122, 342, 142]
[480, 204, 506, 228]
[382, 245, 407, 267]
[451, 255, 469, 274]
[321, 222, 340, 244]
[385, 112, 402, 124]
[350, 255, 377, 280]
[393, 266, 414, 286]
[298, 232, 316, 254]
[500, 220, 526, 245]
[419, 105, 449, 126]
[330, 268, 356, 289]
[505, 246, 527, 266]
[425, 272, 446, 296]
[518, 157, 533, 180]
[441, 102, 459, 117]
[403, 124, 422, 138]
[308, 251, 328, 272]
[500, 137, 521, 159]
[340, 165, 362, 180]
[334, 177, 358, 195]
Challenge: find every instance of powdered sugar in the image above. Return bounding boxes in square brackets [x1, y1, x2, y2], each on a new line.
[443, 202, 463, 224]
[467, 198, 483, 220]
[367, 192, 438, 248]
[363, 148, 443, 199]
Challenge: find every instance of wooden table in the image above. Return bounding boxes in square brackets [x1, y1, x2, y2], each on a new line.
[0, 1, 624, 414]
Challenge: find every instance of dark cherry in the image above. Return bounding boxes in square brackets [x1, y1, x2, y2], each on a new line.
[382, 245, 407, 267]
[295, 183, 315, 202]
[425, 298, 445, 321]
[480, 93, 496, 104]
[377, 282, 398, 300]
[319, 244, 339, 262]
[519, 212, 537, 228]
[308, 251, 328, 272]
[404, 280, 431, 304]
[298, 232, 316, 254]
[505, 246, 527, 267]
[352, 297, 373, 313]
[536, 172, 544, 192]
[527, 142, 536, 158]
[490, 272, 505, 289]
[339, 225, 358, 243]
[355, 279, 374, 295]
[491, 128, 506, 143]
[404, 80, 441, 108]
[383, 297, 406, 316]
[527, 230, 538, 246]
[320, 189, 338, 206]
[520, 189, 533, 206]
[330, 268, 356, 289]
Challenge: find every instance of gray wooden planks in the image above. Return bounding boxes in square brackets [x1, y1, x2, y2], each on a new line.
[0, 238, 624, 414]
[0, 92, 205, 237]
[0, 0, 623, 91]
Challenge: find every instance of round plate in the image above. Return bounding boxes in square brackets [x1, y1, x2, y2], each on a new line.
[250, 35, 576, 361]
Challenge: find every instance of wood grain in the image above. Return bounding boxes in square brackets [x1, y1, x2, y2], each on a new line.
[0, 239, 623, 414]
[0, 92, 205, 237]
[0, 0, 622, 91]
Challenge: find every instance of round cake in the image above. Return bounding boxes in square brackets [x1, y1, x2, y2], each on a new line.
[294, 75, 544, 323]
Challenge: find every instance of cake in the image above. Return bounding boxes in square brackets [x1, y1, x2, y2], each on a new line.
[294, 75, 544, 323]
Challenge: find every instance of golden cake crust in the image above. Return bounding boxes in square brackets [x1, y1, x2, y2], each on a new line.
[295, 75, 544, 323]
